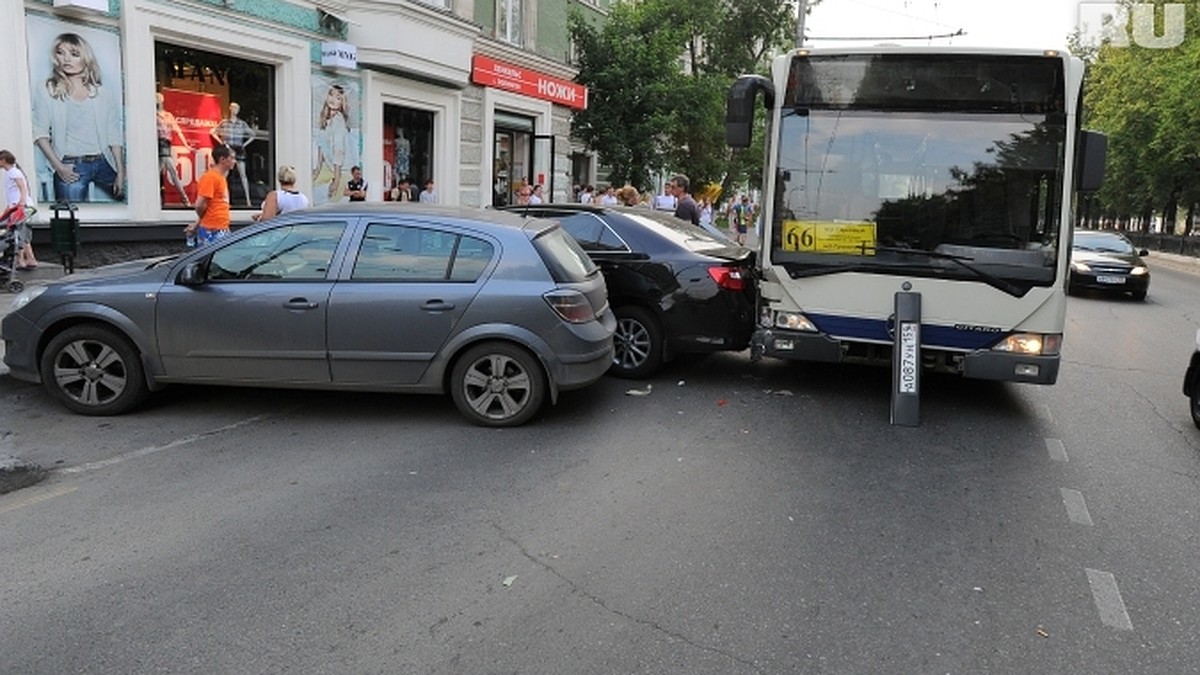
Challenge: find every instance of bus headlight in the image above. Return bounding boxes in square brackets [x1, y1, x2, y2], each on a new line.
[993, 333, 1061, 356]
[774, 311, 818, 332]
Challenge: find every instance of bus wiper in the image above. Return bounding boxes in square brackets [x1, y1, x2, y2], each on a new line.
[871, 245, 1025, 297]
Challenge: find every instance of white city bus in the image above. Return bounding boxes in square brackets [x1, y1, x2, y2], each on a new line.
[727, 47, 1105, 385]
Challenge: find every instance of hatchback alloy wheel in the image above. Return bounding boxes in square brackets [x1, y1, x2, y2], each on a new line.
[451, 342, 546, 427]
[40, 324, 149, 415]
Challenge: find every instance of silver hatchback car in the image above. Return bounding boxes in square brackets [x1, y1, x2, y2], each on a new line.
[2, 204, 615, 427]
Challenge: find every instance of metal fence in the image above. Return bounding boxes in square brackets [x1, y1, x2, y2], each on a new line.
[1124, 232, 1200, 258]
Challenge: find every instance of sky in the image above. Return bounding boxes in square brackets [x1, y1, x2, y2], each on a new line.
[803, 0, 1086, 50]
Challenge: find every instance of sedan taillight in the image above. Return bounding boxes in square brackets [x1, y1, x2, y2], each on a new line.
[544, 290, 596, 324]
[708, 266, 745, 291]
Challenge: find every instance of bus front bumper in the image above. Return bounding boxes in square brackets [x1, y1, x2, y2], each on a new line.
[751, 328, 1060, 384]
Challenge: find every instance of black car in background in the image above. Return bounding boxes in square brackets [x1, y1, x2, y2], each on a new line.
[1069, 229, 1150, 301]
[499, 204, 757, 378]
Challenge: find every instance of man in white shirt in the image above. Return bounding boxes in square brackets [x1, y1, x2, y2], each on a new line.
[419, 179, 437, 203]
[653, 185, 677, 211]
[530, 184, 544, 204]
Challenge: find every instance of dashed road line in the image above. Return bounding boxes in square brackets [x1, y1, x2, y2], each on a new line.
[1045, 437, 1069, 463]
[1060, 488, 1094, 526]
[1086, 568, 1134, 631]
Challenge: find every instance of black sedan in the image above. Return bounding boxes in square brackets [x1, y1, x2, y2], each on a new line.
[1069, 229, 1150, 301]
[499, 204, 757, 378]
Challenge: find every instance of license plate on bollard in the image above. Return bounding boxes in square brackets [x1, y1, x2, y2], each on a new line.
[899, 322, 919, 394]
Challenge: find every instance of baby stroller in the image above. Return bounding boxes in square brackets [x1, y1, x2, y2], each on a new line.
[1, 204, 35, 293]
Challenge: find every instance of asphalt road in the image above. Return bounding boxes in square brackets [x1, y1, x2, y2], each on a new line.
[1, 254, 1198, 673]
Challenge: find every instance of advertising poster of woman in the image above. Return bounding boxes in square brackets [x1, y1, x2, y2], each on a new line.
[26, 14, 126, 205]
[311, 73, 361, 205]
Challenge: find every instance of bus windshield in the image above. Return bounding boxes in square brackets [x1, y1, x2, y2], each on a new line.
[771, 54, 1068, 292]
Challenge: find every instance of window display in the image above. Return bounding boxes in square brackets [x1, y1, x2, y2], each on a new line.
[154, 42, 274, 209]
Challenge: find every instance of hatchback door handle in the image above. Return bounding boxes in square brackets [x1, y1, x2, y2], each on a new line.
[421, 300, 456, 312]
[283, 298, 319, 310]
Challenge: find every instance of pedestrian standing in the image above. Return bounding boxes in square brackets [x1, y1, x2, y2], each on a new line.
[419, 179, 437, 203]
[670, 174, 700, 226]
[185, 143, 235, 246]
[346, 165, 367, 201]
[0, 150, 37, 270]
[254, 165, 309, 221]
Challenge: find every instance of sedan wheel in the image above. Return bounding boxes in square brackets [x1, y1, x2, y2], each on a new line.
[611, 305, 663, 379]
[40, 324, 149, 415]
[451, 342, 546, 427]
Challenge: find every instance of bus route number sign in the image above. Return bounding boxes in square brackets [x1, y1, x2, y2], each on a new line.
[782, 220, 877, 254]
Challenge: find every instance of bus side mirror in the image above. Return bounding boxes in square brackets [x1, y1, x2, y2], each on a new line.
[726, 75, 775, 148]
[1078, 130, 1106, 193]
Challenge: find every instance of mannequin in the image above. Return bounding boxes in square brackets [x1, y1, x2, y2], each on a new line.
[211, 101, 255, 206]
[394, 129, 411, 180]
[156, 93, 192, 207]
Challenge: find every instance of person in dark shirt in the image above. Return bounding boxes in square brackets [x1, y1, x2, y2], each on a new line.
[346, 166, 367, 201]
[669, 174, 700, 226]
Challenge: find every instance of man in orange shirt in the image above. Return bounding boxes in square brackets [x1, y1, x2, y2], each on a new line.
[185, 143, 236, 246]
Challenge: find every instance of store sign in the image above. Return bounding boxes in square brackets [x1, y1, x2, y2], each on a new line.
[321, 41, 358, 70]
[471, 55, 588, 110]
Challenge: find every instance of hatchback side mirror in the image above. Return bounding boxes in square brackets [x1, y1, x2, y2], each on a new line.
[177, 262, 206, 286]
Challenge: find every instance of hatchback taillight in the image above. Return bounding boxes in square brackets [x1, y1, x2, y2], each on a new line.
[544, 290, 597, 324]
[708, 266, 745, 291]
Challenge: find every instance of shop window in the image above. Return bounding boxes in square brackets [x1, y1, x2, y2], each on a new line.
[383, 105, 435, 202]
[154, 42, 275, 210]
[497, 0, 523, 46]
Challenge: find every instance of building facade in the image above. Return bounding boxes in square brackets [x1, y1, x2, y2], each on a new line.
[0, 0, 604, 248]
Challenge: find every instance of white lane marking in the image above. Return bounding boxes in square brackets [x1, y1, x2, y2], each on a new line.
[1060, 488, 1094, 526]
[57, 415, 270, 476]
[1045, 438, 1069, 463]
[1086, 568, 1134, 631]
[0, 485, 78, 515]
[1036, 403, 1053, 423]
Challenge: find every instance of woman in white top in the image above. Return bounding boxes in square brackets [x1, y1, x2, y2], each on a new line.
[254, 165, 309, 221]
[1, 149, 37, 270]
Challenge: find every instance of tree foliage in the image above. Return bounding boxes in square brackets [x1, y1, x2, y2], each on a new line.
[569, 0, 813, 194]
[1078, 0, 1200, 231]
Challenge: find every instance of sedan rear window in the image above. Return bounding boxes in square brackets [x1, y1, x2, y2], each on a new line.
[531, 225, 600, 283]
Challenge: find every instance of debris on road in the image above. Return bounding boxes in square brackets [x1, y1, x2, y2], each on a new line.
[625, 385, 653, 397]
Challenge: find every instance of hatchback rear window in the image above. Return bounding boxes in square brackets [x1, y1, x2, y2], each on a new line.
[531, 225, 599, 283]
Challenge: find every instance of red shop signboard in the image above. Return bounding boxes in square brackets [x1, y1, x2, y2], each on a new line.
[471, 55, 588, 110]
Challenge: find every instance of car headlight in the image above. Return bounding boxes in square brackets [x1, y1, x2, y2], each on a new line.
[992, 332, 1061, 356]
[774, 311, 818, 332]
[1071, 261, 1091, 273]
[1131, 266, 1148, 276]
[9, 285, 47, 312]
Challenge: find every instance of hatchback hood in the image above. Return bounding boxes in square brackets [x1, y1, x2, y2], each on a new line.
[54, 255, 180, 286]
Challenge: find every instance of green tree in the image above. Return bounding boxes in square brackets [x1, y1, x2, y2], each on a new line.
[569, 0, 815, 194]
[1079, 0, 1200, 232]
